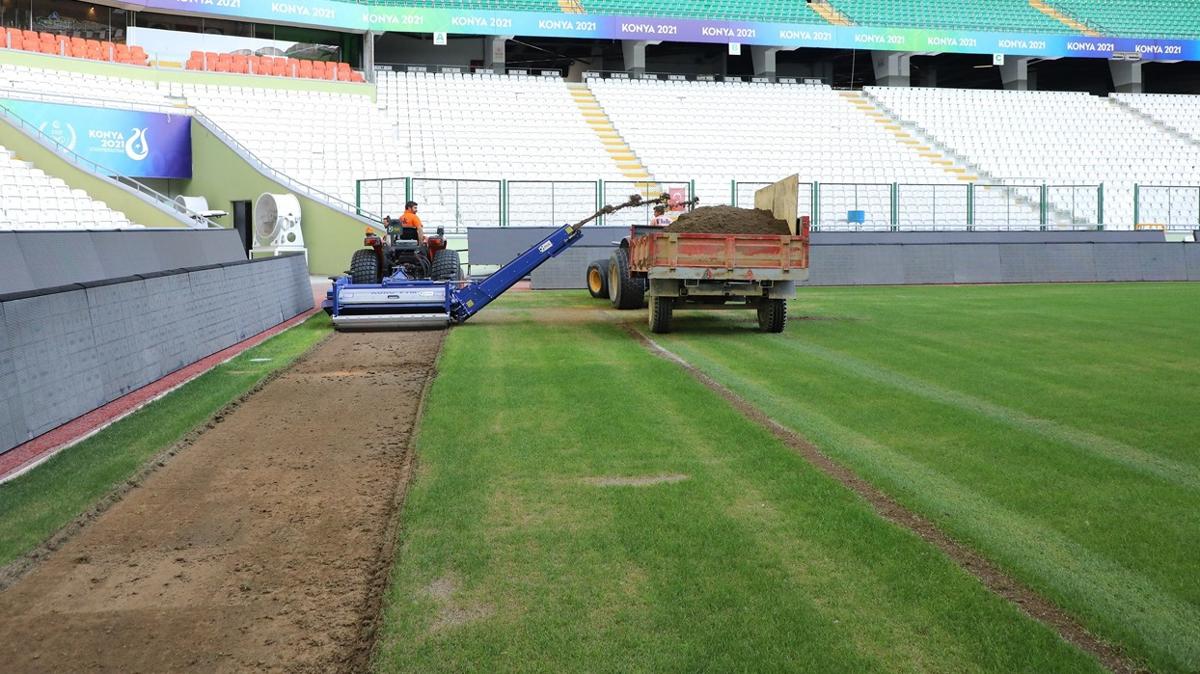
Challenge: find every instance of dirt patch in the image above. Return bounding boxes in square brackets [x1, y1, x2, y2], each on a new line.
[582, 474, 690, 487]
[664, 206, 791, 235]
[623, 325, 1139, 674]
[0, 329, 445, 673]
[423, 574, 494, 633]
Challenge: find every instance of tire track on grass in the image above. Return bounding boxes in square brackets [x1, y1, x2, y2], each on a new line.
[624, 325, 1152, 674]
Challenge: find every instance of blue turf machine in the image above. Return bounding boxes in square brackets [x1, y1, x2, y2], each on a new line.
[324, 193, 663, 329]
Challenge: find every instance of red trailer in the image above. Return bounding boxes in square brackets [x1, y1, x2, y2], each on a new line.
[607, 176, 811, 333]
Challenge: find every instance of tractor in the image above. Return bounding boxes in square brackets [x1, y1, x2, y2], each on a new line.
[348, 221, 463, 284]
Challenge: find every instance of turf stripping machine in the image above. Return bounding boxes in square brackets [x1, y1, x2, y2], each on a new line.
[323, 193, 658, 329]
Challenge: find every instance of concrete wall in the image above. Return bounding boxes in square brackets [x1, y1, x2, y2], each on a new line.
[0, 229, 247, 294]
[0, 253, 313, 454]
[466, 228, 1198, 289]
[182, 120, 380, 277]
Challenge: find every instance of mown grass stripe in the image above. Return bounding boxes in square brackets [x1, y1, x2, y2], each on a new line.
[767, 338, 1200, 491]
[657, 335, 1200, 674]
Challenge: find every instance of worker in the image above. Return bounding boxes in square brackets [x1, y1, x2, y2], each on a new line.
[399, 200, 424, 241]
[651, 204, 672, 227]
[383, 215, 401, 241]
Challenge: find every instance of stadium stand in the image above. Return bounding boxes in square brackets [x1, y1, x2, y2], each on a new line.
[0, 145, 138, 230]
[183, 84, 403, 202]
[379, 71, 623, 181]
[578, 0, 824, 22]
[587, 77, 975, 228]
[828, 0, 1071, 33]
[0, 63, 168, 107]
[2, 29, 147, 65]
[1047, 0, 1200, 39]
[184, 52, 365, 82]
[867, 86, 1200, 227]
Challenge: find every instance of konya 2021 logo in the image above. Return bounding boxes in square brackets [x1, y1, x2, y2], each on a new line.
[125, 128, 149, 161]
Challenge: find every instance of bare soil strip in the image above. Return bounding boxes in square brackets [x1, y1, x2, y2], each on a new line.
[623, 325, 1138, 674]
[0, 329, 444, 673]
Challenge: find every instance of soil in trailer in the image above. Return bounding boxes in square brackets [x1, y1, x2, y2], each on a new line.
[0, 329, 443, 673]
[664, 205, 791, 235]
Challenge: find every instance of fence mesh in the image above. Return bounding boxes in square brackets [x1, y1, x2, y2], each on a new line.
[1137, 186, 1200, 229]
[818, 183, 891, 230]
[973, 184, 1042, 229]
[410, 178, 502, 234]
[506, 181, 599, 227]
[1047, 185, 1101, 226]
[356, 178, 407, 222]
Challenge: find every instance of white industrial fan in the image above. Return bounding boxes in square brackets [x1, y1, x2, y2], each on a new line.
[250, 193, 306, 261]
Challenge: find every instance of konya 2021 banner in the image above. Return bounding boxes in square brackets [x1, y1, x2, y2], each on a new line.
[127, 0, 1200, 62]
[1, 99, 191, 179]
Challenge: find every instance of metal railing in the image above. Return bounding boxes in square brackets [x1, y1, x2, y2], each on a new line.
[0, 100, 216, 228]
[354, 176, 1119, 231]
[1134, 185, 1200, 230]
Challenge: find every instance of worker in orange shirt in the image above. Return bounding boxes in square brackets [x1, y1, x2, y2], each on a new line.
[398, 200, 425, 242]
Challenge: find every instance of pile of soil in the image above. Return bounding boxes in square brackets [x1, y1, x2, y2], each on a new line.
[664, 205, 791, 235]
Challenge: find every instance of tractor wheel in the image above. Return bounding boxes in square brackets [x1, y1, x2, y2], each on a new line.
[757, 299, 787, 333]
[350, 249, 379, 284]
[586, 259, 610, 299]
[648, 296, 673, 334]
[431, 249, 463, 281]
[608, 248, 644, 310]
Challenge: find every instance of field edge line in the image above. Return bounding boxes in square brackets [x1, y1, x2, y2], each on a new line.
[0, 329, 335, 593]
[620, 324, 1138, 674]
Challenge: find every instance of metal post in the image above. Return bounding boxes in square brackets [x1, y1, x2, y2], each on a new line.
[1097, 183, 1104, 228]
[890, 182, 898, 230]
[598, 179, 605, 226]
[405, 177, 413, 204]
[1133, 183, 1139, 225]
[355, 179, 362, 217]
[501, 179, 508, 227]
[1040, 184, 1047, 229]
[813, 182, 820, 229]
[967, 183, 974, 228]
[731, 179, 737, 206]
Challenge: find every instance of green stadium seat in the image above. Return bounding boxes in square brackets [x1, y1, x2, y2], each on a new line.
[827, 0, 1072, 34]
[1047, 0, 1200, 39]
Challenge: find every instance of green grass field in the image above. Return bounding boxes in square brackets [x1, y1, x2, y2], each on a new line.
[652, 283, 1200, 673]
[0, 313, 330, 568]
[369, 284, 1200, 673]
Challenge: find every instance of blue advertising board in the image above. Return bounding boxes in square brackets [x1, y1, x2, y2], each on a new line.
[0, 99, 191, 179]
[125, 0, 1199, 62]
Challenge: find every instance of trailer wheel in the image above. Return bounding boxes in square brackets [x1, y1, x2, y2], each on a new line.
[586, 259, 610, 299]
[649, 296, 673, 334]
[608, 249, 644, 310]
[431, 249, 463, 281]
[757, 299, 787, 333]
[350, 249, 379, 284]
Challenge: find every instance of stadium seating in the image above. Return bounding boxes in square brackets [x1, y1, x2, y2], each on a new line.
[184, 52, 365, 82]
[379, 71, 622, 180]
[828, 0, 1071, 33]
[0, 63, 168, 106]
[1047, 0, 1200, 39]
[867, 86, 1200, 227]
[182, 83, 406, 204]
[378, 70, 628, 227]
[588, 77, 967, 228]
[2, 28, 148, 65]
[578, 0, 823, 22]
[0, 145, 138, 230]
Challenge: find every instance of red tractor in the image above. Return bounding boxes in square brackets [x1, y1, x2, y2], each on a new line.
[348, 223, 463, 284]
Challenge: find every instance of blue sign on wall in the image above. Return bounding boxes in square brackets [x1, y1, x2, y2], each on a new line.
[1, 99, 191, 179]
